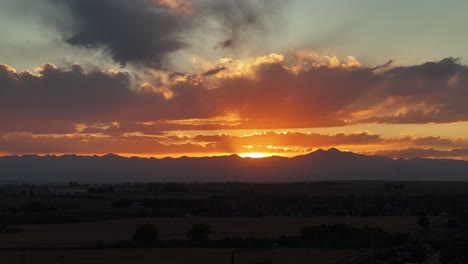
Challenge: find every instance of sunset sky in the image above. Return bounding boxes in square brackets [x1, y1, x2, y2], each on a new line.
[1, 0, 467, 159]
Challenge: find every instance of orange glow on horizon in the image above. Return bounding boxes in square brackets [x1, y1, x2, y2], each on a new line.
[238, 152, 272, 158]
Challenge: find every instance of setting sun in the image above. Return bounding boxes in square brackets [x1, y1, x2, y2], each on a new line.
[238, 152, 271, 158]
[2, 1, 468, 263]
[0, 1, 467, 161]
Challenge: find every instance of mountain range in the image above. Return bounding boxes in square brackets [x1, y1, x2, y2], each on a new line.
[1, 148, 467, 183]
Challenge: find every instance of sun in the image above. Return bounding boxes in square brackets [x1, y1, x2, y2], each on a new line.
[238, 152, 271, 158]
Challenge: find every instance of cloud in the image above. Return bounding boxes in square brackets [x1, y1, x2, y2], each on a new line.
[387, 136, 457, 147]
[0, 63, 137, 128]
[48, 0, 285, 68]
[353, 57, 468, 124]
[0, 131, 385, 156]
[1, 56, 468, 137]
[372, 148, 468, 160]
[158, 0, 193, 14]
[217, 39, 235, 49]
[202, 66, 227, 76]
[0, 63, 217, 132]
[192, 131, 381, 149]
[1, 129, 467, 159]
[204, 0, 284, 49]
[0, 133, 220, 156]
[58, 0, 187, 68]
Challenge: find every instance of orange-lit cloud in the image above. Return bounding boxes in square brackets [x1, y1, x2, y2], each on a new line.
[1, 130, 467, 159]
[199, 53, 285, 79]
[158, 0, 193, 14]
[289, 50, 362, 74]
[1, 56, 468, 159]
[1, 57, 468, 133]
[2, 57, 468, 129]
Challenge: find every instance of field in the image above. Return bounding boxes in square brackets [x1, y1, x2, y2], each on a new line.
[0, 181, 461, 263]
[0, 216, 447, 248]
[2, 215, 389, 263]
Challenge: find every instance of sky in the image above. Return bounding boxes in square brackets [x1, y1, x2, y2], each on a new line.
[0, 0, 467, 159]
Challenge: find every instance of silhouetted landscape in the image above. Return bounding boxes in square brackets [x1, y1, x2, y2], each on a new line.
[2, 150, 468, 263]
[2, 177, 468, 263]
[2, 0, 468, 263]
[1, 149, 467, 184]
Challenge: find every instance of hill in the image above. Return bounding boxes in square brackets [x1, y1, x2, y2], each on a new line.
[0, 149, 467, 183]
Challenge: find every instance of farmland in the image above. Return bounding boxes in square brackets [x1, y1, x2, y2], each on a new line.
[0, 216, 434, 247]
[0, 181, 465, 263]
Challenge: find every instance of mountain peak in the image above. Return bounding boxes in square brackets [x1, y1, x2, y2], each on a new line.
[311, 148, 342, 154]
[0, 151, 466, 183]
[102, 153, 122, 158]
[327, 147, 341, 153]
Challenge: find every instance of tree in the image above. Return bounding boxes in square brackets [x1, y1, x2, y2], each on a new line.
[417, 215, 430, 230]
[188, 224, 211, 242]
[132, 223, 158, 244]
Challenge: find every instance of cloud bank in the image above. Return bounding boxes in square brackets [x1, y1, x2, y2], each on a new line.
[1, 56, 467, 134]
[50, 0, 282, 68]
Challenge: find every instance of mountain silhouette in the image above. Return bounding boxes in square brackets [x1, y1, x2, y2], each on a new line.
[0, 149, 467, 183]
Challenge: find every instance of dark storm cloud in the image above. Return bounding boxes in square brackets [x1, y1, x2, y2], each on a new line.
[50, 0, 284, 68]
[59, 0, 186, 68]
[205, 0, 283, 49]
